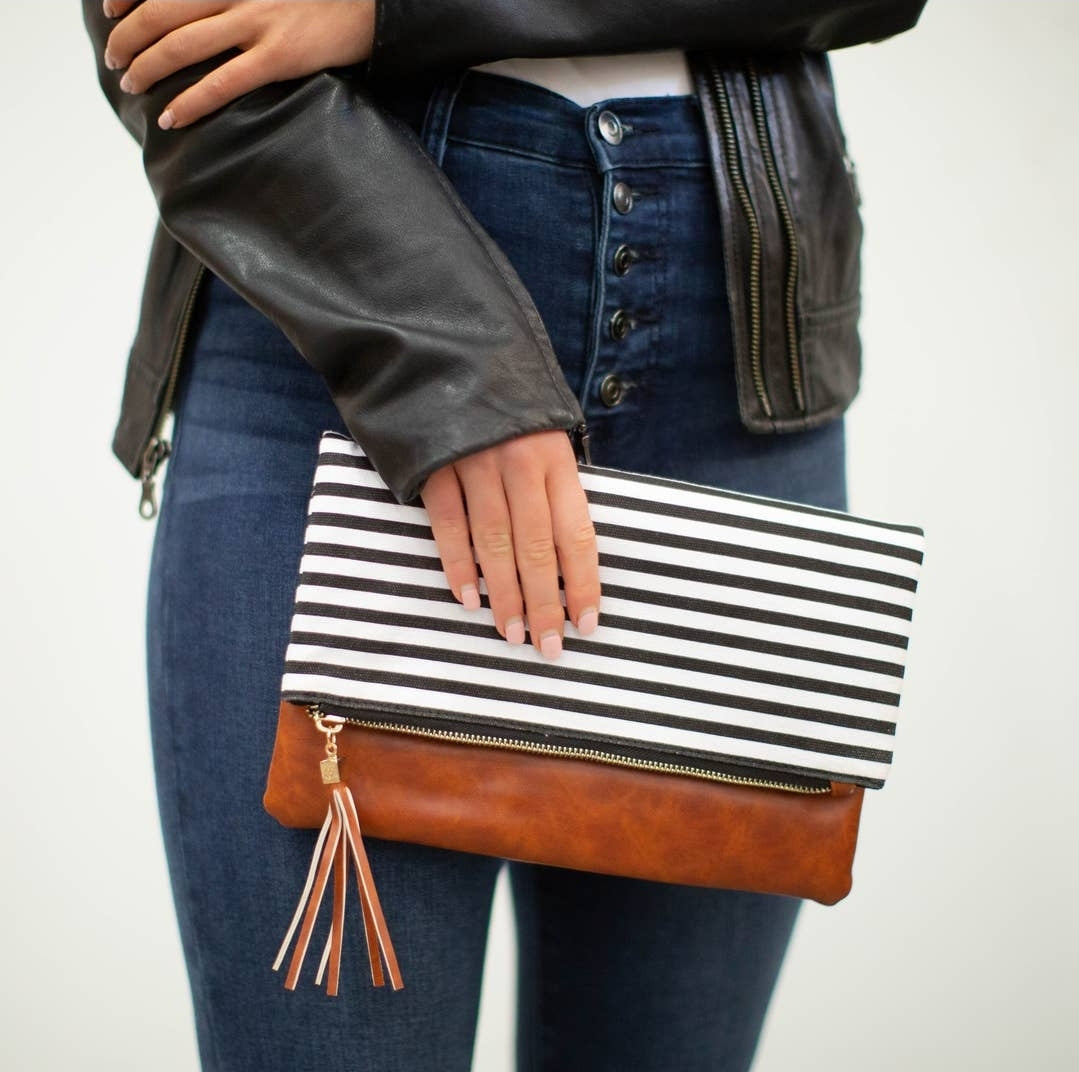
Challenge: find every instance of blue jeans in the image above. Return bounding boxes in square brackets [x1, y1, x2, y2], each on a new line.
[148, 70, 846, 1071]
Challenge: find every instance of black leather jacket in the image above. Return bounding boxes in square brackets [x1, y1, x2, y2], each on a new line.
[82, 1, 925, 514]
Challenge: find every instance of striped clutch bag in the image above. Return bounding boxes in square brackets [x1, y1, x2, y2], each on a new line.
[264, 431, 925, 994]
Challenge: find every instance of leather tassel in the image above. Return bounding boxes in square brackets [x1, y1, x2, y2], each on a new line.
[273, 719, 403, 993]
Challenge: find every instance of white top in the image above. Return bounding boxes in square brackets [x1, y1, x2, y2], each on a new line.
[472, 50, 693, 107]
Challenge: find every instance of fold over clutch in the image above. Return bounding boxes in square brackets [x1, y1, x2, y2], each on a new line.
[263, 431, 925, 994]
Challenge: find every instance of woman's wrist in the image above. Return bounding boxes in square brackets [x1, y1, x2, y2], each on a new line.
[101, 1, 376, 130]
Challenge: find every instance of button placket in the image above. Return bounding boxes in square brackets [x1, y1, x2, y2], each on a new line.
[612, 244, 637, 276]
[588, 107, 645, 413]
[598, 373, 627, 408]
[597, 109, 624, 145]
[611, 181, 634, 215]
[609, 309, 632, 340]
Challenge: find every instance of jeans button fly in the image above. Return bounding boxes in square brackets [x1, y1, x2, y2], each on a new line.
[613, 244, 636, 275]
[599, 374, 627, 408]
[597, 110, 624, 145]
[609, 309, 631, 340]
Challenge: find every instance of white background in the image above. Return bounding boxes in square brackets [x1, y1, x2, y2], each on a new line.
[2, 2, 1077, 1068]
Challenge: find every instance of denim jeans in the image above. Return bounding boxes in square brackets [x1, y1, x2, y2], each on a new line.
[147, 69, 846, 1072]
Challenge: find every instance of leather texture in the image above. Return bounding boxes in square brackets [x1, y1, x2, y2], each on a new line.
[274, 782, 404, 993]
[83, 2, 583, 504]
[83, 1, 926, 502]
[369, 1, 927, 81]
[689, 50, 866, 431]
[264, 702, 865, 906]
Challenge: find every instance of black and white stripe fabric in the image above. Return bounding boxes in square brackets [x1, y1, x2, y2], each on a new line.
[281, 432, 925, 790]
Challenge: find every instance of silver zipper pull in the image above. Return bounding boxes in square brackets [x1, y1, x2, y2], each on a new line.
[843, 154, 862, 207]
[570, 422, 592, 466]
[139, 475, 158, 520]
[138, 436, 171, 520]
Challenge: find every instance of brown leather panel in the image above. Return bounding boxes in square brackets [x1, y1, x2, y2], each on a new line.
[264, 702, 864, 906]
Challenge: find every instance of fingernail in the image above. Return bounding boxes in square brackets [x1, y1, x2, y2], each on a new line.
[104, 50, 120, 70]
[103, 1, 117, 17]
[576, 607, 599, 636]
[119, 72, 133, 93]
[460, 584, 480, 611]
[158, 109, 175, 130]
[540, 631, 562, 660]
[505, 617, 526, 646]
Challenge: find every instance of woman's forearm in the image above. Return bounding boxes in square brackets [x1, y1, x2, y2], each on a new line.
[366, 0, 929, 82]
[82, 0, 583, 505]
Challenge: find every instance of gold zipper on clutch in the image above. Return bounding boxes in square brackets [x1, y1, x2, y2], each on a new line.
[307, 704, 829, 796]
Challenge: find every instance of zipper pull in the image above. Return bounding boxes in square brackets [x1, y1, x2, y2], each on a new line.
[138, 436, 171, 520]
[314, 713, 343, 785]
[843, 154, 862, 207]
[138, 475, 159, 521]
[569, 422, 592, 466]
[273, 704, 403, 994]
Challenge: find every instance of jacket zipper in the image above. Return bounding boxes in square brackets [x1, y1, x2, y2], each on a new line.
[307, 703, 829, 796]
[138, 263, 207, 519]
[570, 421, 592, 465]
[745, 61, 805, 414]
[706, 57, 771, 420]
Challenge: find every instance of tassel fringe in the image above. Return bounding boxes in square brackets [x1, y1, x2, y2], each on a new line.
[273, 784, 403, 993]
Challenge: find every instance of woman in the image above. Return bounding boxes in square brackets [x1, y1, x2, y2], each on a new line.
[84, 2, 924, 1068]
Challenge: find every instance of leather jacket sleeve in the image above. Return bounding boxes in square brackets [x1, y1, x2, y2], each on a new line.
[367, 0, 928, 82]
[82, 1, 584, 504]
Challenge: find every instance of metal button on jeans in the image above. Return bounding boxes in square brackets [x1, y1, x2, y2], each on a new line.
[612, 181, 634, 214]
[609, 309, 632, 340]
[599, 373, 627, 407]
[613, 244, 636, 275]
[597, 110, 624, 145]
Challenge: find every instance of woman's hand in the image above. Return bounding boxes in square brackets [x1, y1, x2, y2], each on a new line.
[100, 3, 600, 657]
[101, 1, 375, 130]
[422, 431, 600, 660]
